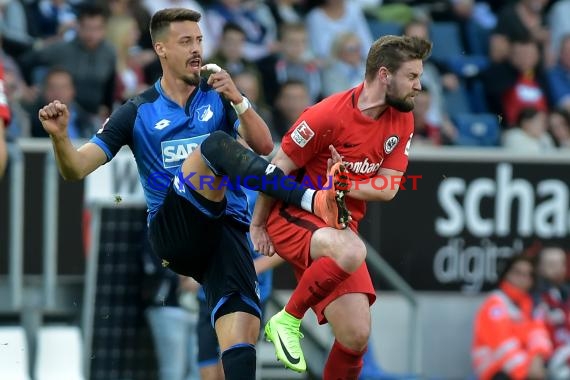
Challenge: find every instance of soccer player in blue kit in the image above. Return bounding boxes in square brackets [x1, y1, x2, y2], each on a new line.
[38, 8, 349, 380]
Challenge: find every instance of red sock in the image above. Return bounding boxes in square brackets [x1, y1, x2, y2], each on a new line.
[284, 257, 350, 319]
[323, 340, 366, 380]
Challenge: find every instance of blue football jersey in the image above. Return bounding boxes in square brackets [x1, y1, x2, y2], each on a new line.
[90, 79, 251, 226]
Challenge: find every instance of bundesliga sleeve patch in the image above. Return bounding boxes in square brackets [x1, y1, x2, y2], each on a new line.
[291, 121, 315, 148]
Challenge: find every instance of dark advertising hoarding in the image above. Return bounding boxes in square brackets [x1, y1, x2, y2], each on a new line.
[368, 153, 570, 293]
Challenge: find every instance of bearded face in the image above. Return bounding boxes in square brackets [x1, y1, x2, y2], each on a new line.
[385, 84, 416, 112]
[384, 60, 423, 112]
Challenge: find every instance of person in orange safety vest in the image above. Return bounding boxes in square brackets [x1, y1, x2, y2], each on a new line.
[472, 254, 553, 380]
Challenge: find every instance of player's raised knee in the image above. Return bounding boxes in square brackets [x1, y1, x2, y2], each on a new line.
[201, 131, 232, 157]
[336, 236, 366, 273]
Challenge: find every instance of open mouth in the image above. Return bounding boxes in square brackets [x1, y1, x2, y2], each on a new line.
[188, 58, 201, 69]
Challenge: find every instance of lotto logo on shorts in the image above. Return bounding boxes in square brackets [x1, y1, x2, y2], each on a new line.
[291, 121, 315, 148]
[161, 134, 210, 168]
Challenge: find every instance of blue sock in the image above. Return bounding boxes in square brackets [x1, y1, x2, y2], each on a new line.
[221, 343, 256, 380]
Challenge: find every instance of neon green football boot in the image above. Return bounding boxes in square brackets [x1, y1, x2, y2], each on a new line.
[264, 310, 306, 373]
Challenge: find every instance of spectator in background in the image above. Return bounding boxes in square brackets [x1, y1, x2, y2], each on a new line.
[403, 20, 459, 137]
[548, 0, 570, 62]
[30, 67, 95, 139]
[489, 0, 551, 65]
[426, 0, 495, 54]
[549, 108, 570, 149]
[26, 0, 78, 46]
[141, 237, 200, 380]
[0, 0, 35, 58]
[472, 254, 552, 380]
[547, 34, 570, 112]
[3, 67, 31, 140]
[21, 3, 116, 122]
[482, 38, 550, 127]
[102, 0, 156, 78]
[0, 61, 11, 179]
[106, 16, 148, 105]
[0, 121, 5, 179]
[207, 0, 278, 61]
[305, 0, 373, 61]
[411, 88, 442, 146]
[270, 79, 311, 140]
[503, 107, 555, 153]
[321, 32, 365, 97]
[233, 69, 272, 131]
[533, 246, 570, 380]
[266, 0, 306, 28]
[256, 22, 321, 105]
[209, 22, 260, 77]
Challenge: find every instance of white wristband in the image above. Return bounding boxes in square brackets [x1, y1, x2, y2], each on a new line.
[231, 96, 251, 116]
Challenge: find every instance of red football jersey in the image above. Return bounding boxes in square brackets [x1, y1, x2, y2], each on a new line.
[281, 83, 414, 225]
[0, 62, 11, 126]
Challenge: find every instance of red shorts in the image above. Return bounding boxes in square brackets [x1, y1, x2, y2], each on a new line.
[266, 202, 376, 324]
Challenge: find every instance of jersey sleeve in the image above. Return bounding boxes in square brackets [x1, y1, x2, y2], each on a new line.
[0, 63, 11, 126]
[381, 112, 414, 173]
[222, 97, 239, 137]
[89, 101, 137, 162]
[280, 105, 335, 168]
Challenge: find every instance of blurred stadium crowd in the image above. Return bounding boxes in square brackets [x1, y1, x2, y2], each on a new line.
[1, 0, 569, 152]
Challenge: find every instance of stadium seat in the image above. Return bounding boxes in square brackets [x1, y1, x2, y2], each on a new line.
[466, 79, 489, 114]
[34, 326, 85, 380]
[446, 55, 490, 79]
[429, 22, 464, 62]
[452, 113, 501, 147]
[368, 20, 402, 38]
[0, 326, 31, 380]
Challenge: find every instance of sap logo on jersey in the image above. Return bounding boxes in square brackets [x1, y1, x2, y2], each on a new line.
[161, 134, 210, 168]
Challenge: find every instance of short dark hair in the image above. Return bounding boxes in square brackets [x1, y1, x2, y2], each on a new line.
[279, 22, 306, 39]
[43, 66, 73, 85]
[516, 107, 540, 126]
[497, 254, 535, 284]
[222, 22, 245, 37]
[150, 8, 201, 44]
[277, 79, 308, 95]
[365, 35, 432, 82]
[76, 3, 107, 22]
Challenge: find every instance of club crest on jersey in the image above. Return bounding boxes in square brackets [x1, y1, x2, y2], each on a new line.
[161, 134, 210, 168]
[196, 104, 214, 122]
[291, 121, 315, 148]
[384, 135, 399, 154]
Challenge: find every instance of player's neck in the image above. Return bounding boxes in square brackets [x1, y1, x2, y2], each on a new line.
[358, 81, 388, 119]
[160, 75, 197, 108]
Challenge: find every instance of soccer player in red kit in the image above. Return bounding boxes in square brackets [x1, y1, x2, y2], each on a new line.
[0, 62, 12, 179]
[251, 35, 432, 378]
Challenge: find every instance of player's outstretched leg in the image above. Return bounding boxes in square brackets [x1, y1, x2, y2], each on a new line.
[200, 131, 350, 229]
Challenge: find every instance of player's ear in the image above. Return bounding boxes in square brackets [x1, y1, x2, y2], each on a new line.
[379, 67, 390, 83]
[154, 42, 166, 58]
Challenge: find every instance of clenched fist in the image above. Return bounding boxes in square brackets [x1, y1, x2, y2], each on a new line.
[38, 100, 70, 138]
